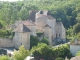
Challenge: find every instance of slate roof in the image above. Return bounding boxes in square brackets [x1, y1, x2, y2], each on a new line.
[22, 20, 35, 26]
[13, 24, 31, 32]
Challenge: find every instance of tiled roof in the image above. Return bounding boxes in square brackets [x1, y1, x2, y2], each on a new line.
[47, 15, 55, 19]
[13, 24, 31, 32]
[22, 20, 35, 26]
[70, 56, 80, 60]
[43, 24, 51, 28]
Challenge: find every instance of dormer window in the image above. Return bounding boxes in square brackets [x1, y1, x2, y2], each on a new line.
[40, 11, 43, 14]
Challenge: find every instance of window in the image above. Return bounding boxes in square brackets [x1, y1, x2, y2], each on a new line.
[21, 43, 22, 45]
[59, 34, 60, 37]
[56, 34, 57, 38]
[40, 11, 43, 14]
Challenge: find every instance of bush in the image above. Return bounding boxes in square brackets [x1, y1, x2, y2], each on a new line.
[30, 35, 39, 49]
[13, 45, 29, 60]
[0, 55, 10, 60]
[30, 43, 71, 60]
[0, 30, 14, 38]
[76, 51, 80, 56]
[55, 57, 64, 60]
[40, 37, 49, 45]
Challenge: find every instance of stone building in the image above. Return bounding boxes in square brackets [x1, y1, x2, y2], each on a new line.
[13, 24, 31, 49]
[6, 10, 66, 49]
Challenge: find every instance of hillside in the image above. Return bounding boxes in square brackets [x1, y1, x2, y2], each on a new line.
[0, 0, 80, 29]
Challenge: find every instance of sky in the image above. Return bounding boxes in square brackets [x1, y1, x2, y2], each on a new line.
[0, 0, 23, 2]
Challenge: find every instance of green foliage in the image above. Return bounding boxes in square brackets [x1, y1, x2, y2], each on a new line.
[55, 57, 64, 60]
[76, 51, 80, 56]
[30, 43, 71, 60]
[76, 33, 80, 40]
[30, 35, 39, 49]
[0, 55, 10, 60]
[40, 37, 49, 45]
[37, 33, 43, 37]
[0, 0, 79, 28]
[66, 26, 74, 40]
[73, 23, 80, 34]
[53, 44, 72, 59]
[0, 22, 3, 29]
[0, 29, 14, 38]
[13, 45, 29, 60]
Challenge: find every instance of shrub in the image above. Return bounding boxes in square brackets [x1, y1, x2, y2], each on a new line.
[55, 57, 64, 60]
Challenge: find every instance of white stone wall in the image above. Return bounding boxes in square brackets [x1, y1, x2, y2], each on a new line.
[55, 23, 62, 39]
[56, 22, 66, 40]
[0, 38, 14, 48]
[13, 32, 30, 49]
[47, 19, 56, 39]
[70, 44, 80, 56]
[61, 24, 66, 40]
[36, 16, 48, 32]
[43, 27, 52, 45]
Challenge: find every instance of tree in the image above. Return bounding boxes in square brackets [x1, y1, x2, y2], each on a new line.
[76, 51, 80, 56]
[30, 35, 39, 49]
[76, 13, 80, 23]
[13, 45, 29, 60]
[55, 57, 64, 60]
[73, 23, 80, 34]
[0, 55, 10, 60]
[30, 43, 54, 60]
[0, 22, 3, 29]
[40, 37, 49, 45]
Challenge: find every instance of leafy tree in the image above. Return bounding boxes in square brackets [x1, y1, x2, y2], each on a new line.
[76, 13, 80, 23]
[30, 35, 39, 49]
[55, 57, 64, 60]
[40, 37, 49, 45]
[66, 26, 74, 40]
[76, 51, 80, 56]
[0, 22, 3, 29]
[0, 55, 10, 60]
[30, 43, 71, 60]
[73, 23, 80, 34]
[13, 45, 29, 60]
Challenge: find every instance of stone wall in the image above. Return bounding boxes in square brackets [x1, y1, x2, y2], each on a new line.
[0, 38, 14, 48]
[70, 44, 80, 56]
[13, 32, 30, 49]
[56, 22, 66, 40]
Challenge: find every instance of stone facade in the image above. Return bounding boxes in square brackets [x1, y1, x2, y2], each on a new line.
[13, 24, 31, 49]
[0, 38, 14, 48]
[4, 10, 66, 49]
[70, 44, 80, 56]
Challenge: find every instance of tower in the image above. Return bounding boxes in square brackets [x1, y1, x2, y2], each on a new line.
[13, 24, 31, 49]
